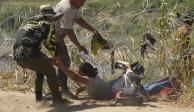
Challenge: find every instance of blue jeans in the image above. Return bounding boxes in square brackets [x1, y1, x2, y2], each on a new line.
[143, 77, 172, 95]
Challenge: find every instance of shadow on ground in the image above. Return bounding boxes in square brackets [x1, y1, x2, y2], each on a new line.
[47, 102, 109, 112]
[46, 101, 162, 112]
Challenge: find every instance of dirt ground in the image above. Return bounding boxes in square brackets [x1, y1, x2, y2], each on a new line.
[0, 90, 193, 112]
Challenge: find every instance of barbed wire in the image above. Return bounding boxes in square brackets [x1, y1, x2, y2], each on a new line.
[0, 0, 193, 79]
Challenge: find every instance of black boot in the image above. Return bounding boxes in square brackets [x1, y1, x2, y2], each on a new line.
[35, 92, 42, 102]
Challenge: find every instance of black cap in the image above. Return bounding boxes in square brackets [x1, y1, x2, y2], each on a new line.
[39, 5, 56, 16]
[39, 5, 63, 21]
[79, 62, 98, 78]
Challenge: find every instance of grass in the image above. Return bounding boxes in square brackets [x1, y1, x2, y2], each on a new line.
[0, 0, 192, 78]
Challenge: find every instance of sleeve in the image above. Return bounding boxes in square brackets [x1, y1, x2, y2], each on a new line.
[59, 8, 81, 29]
[54, 3, 73, 29]
[59, 12, 74, 29]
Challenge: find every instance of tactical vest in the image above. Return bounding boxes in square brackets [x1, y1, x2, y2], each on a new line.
[25, 17, 57, 55]
[13, 16, 56, 59]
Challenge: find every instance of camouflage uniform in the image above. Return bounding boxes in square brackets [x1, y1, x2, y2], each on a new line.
[13, 16, 62, 102]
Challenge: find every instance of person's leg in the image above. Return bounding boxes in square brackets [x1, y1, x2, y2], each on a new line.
[35, 71, 44, 102]
[57, 69, 68, 91]
[55, 39, 77, 99]
[143, 76, 170, 88]
[16, 54, 63, 104]
[143, 79, 172, 96]
[55, 39, 70, 90]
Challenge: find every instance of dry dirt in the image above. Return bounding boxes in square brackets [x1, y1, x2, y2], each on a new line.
[0, 90, 193, 112]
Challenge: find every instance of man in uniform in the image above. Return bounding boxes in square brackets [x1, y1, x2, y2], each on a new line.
[13, 5, 64, 104]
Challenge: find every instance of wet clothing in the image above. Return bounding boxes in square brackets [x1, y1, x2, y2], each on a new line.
[85, 76, 115, 100]
[83, 69, 141, 100]
[13, 16, 61, 101]
[83, 74, 176, 99]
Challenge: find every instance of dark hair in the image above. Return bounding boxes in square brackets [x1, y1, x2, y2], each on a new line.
[79, 62, 98, 78]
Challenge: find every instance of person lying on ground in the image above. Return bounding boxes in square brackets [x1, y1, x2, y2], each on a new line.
[13, 5, 66, 105]
[54, 57, 180, 100]
[57, 60, 115, 100]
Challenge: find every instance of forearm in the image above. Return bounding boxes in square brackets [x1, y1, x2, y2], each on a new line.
[61, 65, 80, 82]
[76, 18, 96, 32]
[57, 59, 89, 84]
[64, 29, 83, 49]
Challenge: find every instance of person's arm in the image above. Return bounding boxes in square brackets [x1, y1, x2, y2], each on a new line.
[64, 29, 88, 53]
[55, 56, 90, 85]
[75, 17, 101, 36]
